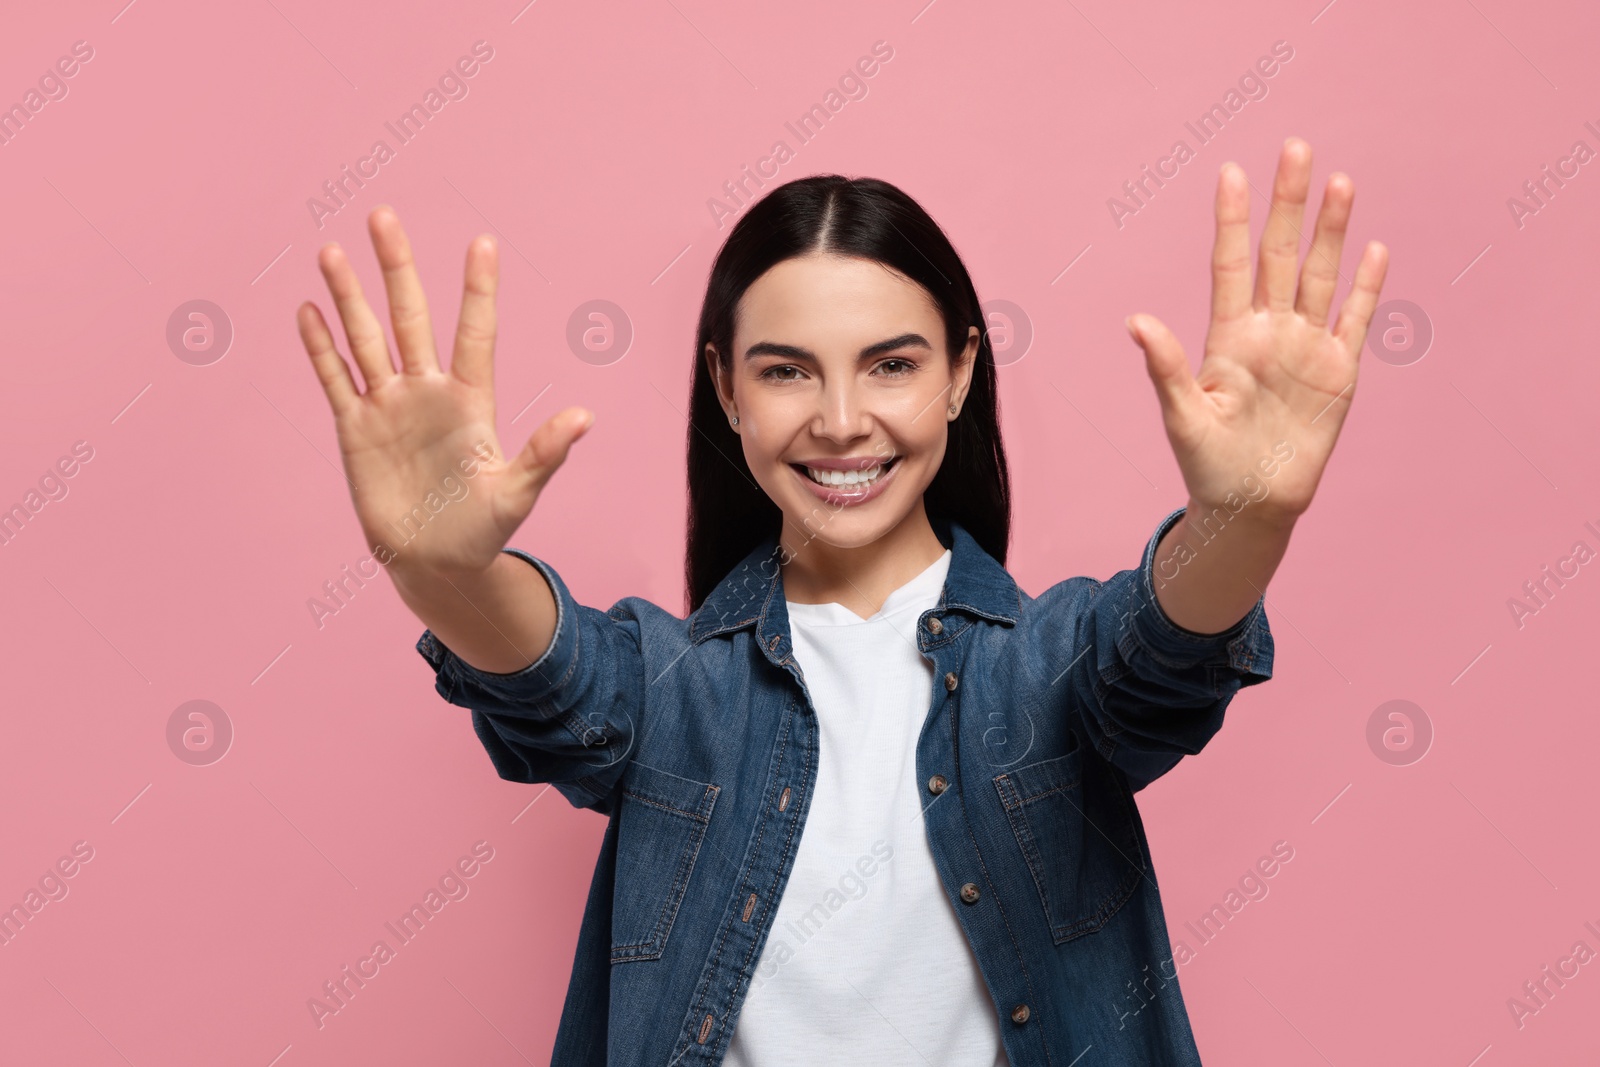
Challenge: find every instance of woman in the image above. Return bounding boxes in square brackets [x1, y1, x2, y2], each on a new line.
[295, 139, 1387, 1065]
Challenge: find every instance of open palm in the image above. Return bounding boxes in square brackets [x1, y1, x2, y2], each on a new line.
[1127, 138, 1389, 523]
[295, 206, 592, 575]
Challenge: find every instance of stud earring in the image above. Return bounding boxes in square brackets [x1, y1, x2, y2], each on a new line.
[731, 416, 739, 426]
[948, 403, 958, 415]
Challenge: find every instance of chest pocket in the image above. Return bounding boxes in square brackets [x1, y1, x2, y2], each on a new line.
[993, 735, 1147, 944]
[610, 762, 720, 963]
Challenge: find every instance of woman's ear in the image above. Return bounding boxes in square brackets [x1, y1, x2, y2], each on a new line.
[705, 343, 737, 421]
[951, 325, 980, 412]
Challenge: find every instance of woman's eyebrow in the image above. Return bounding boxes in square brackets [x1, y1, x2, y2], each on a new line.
[743, 333, 933, 362]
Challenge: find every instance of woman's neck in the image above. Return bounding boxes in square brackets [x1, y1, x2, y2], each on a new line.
[778, 501, 948, 616]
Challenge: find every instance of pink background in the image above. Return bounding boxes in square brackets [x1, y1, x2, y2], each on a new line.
[3, 0, 1597, 1063]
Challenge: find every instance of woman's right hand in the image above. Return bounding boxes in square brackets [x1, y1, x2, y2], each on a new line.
[296, 205, 593, 578]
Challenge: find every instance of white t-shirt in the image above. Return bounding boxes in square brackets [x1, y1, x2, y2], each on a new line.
[724, 548, 1009, 1067]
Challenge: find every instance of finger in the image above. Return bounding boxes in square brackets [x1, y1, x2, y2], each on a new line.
[1294, 172, 1354, 329]
[369, 205, 441, 375]
[1332, 241, 1391, 358]
[1253, 138, 1313, 313]
[1126, 314, 1203, 441]
[511, 406, 595, 497]
[318, 242, 396, 389]
[451, 234, 499, 390]
[297, 301, 361, 415]
[1211, 162, 1254, 324]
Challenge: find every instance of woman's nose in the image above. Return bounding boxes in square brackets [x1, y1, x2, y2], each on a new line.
[812, 382, 871, 440]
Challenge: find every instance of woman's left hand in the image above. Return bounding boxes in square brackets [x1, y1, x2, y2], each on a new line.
[1125, 137, 1389, 527]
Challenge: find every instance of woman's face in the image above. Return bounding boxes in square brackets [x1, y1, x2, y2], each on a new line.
[707, 252, 979, 554]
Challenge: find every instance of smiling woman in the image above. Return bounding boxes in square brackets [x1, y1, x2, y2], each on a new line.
[297, 141, 1386, 1064]
[690, 176, 1006, 616]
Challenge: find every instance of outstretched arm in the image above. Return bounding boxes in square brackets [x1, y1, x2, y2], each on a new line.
[1126, 138, 1389, 635]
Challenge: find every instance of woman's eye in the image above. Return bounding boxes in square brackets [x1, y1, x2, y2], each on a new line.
[759, 359, 914, 381]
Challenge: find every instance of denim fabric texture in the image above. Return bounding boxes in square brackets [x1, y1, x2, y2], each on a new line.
[415, 505, 1275, 1066]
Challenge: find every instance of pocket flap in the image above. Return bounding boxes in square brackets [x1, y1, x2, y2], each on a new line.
[623, 762, 719, 822]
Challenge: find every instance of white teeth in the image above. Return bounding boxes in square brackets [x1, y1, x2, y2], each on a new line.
[803, 462, 889, 488]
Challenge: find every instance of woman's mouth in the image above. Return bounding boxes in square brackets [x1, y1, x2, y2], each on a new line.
[788, 456, 901, 506]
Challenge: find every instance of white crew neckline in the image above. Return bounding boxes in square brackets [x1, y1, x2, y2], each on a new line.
[784, 548, 951, 627]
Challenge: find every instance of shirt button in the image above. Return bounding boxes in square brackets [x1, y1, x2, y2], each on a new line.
[944, 671, 959, 691]
[1011, 1004, 1031, 1025]
[925, 616, 943, 634]
[927, 774, 948, 795]
[959, 882, 980, 904]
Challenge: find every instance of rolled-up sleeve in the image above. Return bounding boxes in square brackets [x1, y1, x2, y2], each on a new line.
[1068, 506, 1275, 792]
[414, 547, 643, 813]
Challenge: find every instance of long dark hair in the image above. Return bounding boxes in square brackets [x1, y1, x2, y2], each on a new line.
[685, 174, 1010, 614]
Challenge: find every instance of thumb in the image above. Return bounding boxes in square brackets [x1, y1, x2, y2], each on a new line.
[512, 406, 594, 497]
[1125, 314, 1200, 430]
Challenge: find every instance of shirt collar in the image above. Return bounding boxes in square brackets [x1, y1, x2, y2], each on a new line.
[688, 515, 1020, 646]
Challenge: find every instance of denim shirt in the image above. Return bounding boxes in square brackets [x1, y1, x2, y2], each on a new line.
[415, 505, 1274, 1066]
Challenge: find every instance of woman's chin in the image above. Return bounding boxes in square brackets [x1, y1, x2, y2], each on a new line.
[779, 497, 914, 553]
